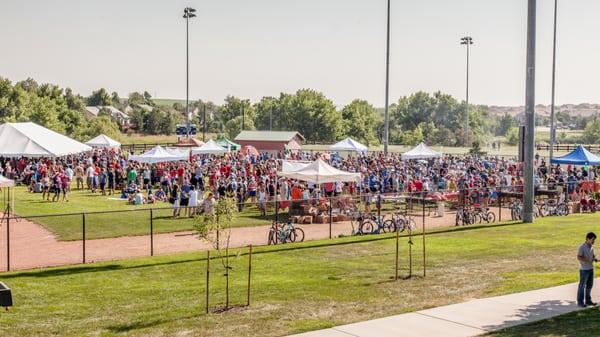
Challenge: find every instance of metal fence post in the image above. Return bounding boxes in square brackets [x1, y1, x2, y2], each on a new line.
[6, 215, 10, 271]
[247, 245, 253, 306]
[82, 212, 86, 264]
[206, 250, 210, 314]
[395, 225, 399, 281]
[329, 197, 333, 239]
[422, 195, 426, 277]
[498, 186, 502, 222]
[150, 208, 154, 256]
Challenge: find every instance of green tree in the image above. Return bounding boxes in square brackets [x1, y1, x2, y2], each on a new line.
[225, 115, 255, 139]
[219, 96, 255, 127]
[143, 108, 165, 134]
[496, 113, 517, 136]
[74, 115, 122, 141]
[87, 88, 112, 106]
[340, 99, 380, 145]
[505, 126, 520, 145]
[583, 118, 600, 144]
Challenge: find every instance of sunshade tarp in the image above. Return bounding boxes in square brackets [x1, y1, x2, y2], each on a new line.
[241, 145, 259, 156]
[191, 139, 228, 155]
[329, 137, 368, 152]
[129, 146, 188, 164]
[550, 145, 600, 165]
[85, 134, 121, 148]
[0, 175, 15, 187]
[281, 160, 311, 172]
[0, 122, 92, 157]
[402, 142, 442, 160]
[215, 136, 241, 151]
[278, 158, 361, 184]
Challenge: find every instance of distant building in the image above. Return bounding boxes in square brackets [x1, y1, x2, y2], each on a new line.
[234, 130, 304, 152]
[85, 106, 131, 128]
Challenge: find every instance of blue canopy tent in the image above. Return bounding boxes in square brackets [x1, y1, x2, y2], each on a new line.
[550, 145, 600, 165]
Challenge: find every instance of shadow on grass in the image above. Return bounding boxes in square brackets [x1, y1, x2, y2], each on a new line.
[106, 312, 202, 333]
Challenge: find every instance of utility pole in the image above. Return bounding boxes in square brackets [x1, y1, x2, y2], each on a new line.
[523, 0, 537, 223]
[269, 105, 273, 131]
[183, 7, 196, 138]
[241, 105, 245, 131]
[202, 103, 206, 142]
[383, 0, 391, 156]
[549, 0, 558, 161]
[460, 36, 473, 147]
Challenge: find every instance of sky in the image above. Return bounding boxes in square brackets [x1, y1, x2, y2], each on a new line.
[1, 0, 599, 107]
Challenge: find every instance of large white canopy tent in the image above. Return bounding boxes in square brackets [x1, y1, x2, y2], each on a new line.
[281, 160, 311, 172]
[0, 122, 92, 157]
[191, 139, 228, 155]
[329, 137, 368, 153]
[402, 142, 442, 161]
[85, 134, 121, 149]
[128, 145, 188, 164]
[278, 158, 361, 184]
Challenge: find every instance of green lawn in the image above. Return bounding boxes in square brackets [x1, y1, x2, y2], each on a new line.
[8, 186, 286, 240]
[0, 214, 597, 336]
[486, 308, 600, 337]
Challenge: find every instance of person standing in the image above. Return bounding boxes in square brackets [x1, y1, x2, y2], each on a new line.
[577, 232, 598, 307]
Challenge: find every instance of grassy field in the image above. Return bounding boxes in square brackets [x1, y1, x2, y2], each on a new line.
[0, 214, 597, 336]
[9, 186, 286, 240]
[486, 308, 600, 337]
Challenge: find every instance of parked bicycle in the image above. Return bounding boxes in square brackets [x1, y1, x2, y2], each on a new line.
[455, 206, 475, 226]
[473, 207, 496, 223]
[539, 198, 569, 217]
[384, 211, 417, 233]
[267, 220, 305, 245]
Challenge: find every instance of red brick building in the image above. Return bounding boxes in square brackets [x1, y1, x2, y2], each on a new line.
[234, 131, 305, 152]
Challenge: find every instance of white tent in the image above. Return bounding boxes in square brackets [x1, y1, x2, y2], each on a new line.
[85, 134, 121, 148]
[329, 137, 368, 153]
[166, 147, 191, 158]
[129, 146, 188, 164]
[281, 160, 311, 172]
[0, 122, 92, 157]
[0, 175, 15, 188]
[278, 158, 361, 184]
[191, 139, 228, 155]
[402, 142, 442, 161]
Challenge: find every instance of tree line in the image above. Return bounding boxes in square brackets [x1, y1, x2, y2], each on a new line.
[12, 76, 597, 146]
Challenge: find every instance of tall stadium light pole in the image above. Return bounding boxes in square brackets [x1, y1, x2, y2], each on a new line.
[523, 0, 537, 223]
[460, 36, 473, 147]
[241, 105, 245, 131]
[549, 0, 558, 161]
[183, 7, 196, 138]
[269, 105, 273, 131]
[202, 103, 207, 142]
[383, 0, 391, 156]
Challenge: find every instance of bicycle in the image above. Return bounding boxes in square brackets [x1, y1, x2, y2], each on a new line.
[509, 200, 523, 221]
[384, 211, 417, 233]
[473, 207, 496, 223]
[455, 205, 475, 226]
[539, 199, 569, 217]
[268, 220, 305, 244]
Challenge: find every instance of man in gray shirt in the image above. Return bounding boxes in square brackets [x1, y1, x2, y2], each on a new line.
[577, 232, 597, 307]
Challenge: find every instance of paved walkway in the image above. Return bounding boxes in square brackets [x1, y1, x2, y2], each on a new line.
[291, 280, 599, 337]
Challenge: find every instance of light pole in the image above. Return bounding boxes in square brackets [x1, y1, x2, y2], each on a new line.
[523, 0, 537, 223]
[269, 105, 273, 131]
[549, 0, 558, 161]
[241, 105, 245, 131]
[183, 7, 196, 138]
[383, 0, 391, 156]
[460, 36, 473, 147]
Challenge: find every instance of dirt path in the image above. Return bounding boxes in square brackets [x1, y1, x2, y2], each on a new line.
[0, 208, 512, 272]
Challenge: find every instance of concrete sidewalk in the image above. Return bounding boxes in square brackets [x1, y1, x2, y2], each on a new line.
[291, 280, 599, 337]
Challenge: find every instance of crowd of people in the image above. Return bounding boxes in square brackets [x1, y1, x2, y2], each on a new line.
[0, 145, 598, 217]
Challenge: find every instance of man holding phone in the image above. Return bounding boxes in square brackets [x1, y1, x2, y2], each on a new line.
[577, 232, 598, 307]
